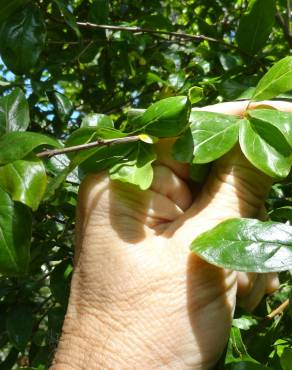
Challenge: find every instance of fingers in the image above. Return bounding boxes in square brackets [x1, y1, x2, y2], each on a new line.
[154, 138, 189, 180]
[237, 272, 280, 311]
[151, 165, 192, 211]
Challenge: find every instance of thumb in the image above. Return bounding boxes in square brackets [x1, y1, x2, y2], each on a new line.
[167, 146, 272, 247]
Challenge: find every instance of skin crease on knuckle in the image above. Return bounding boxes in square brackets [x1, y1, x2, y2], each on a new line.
[51, 100, 290, 370]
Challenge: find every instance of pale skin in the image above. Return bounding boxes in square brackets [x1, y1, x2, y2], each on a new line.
[51, 100, 292, 370]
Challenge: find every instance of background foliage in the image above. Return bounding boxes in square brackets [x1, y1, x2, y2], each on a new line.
[0, 0, 292, 369]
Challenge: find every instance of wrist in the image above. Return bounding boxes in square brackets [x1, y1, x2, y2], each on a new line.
[51, 273, 183, 370]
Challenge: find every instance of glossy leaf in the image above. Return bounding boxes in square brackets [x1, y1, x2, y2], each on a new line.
[0, 0, 30, 24]
[0, 4, 46, 74]
[252, 57, 292, 101]
[109, 142, 156, 190]
[6, 305, 33, 352]
[190, 218, 292, 272]
[190, 111, 240, 164]
[239, 118, 292, 178]
[236, 0, 276, 55]
[0, 132, 61, 165]
[247, 109, 292, 148]
[0, 155, 47, 210]
[130, 96, 191, 137]
[81, 113, 114, 129]
[0, 187, 31, 276]
[50, 92, 73, 122]
[0, 88, 29, 136]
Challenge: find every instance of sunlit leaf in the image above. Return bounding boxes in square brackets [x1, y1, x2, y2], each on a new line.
[252, 57, 292, 101]
[191, 218, 292, 272]
[0, 88, 29, 136]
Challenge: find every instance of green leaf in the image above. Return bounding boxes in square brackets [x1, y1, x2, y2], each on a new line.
[232, 316, 258, 330]
[190, 218, 292, 272]
[239, 118, 292, 178]
[0, 3, 46, 74]
[172, 128, 194, 163]
[81, 113, 124, 139]
[280, 347, 292, 370]
[50, 92, 73, 122]
[0, 132, 61, 165]
[269, 206, 292, 222]
[0, 187, 31, 276]
[188, 86, 204, 104]
[130, 96, 191, 137]
[6, 305, 33, 352]
[53, 0, 81, 37]
[0, 155, 47, 210]
[247, 109, 292, 148]
[50, 260, 73, 307]
[0, 88, 29, 136]
[0, 0, 30, 24]
[189, 163, 210, 183]
[252, 57, 292, 101]
[79, 142, 134, 176]
[190, 111, 240, 164]
[227, 362, 272, 370]
[109, 142, 156, 190]
[81, 113, 114, 129]
[236, 0, 276, 55]
[89, 0, 109, 24]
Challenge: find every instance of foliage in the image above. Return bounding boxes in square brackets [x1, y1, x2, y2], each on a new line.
[0, 0, 292, 368]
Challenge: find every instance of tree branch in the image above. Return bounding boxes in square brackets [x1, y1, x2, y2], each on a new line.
[36, 135, 140, 159]
[76, 21, 245, 55]
[266, 299, 289, 319]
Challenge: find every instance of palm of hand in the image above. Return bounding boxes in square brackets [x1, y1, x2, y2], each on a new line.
[69, 143, 275, 369]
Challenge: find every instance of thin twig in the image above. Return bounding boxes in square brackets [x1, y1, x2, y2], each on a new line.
[266, 298, 289, 319]
[76, 21, 241, 52]
[36, 135, 140, 158]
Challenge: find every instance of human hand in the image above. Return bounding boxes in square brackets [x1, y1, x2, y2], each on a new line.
[52, 100, 290, 370]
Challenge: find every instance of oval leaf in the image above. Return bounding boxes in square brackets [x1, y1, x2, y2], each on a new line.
[252, 56, 292, 101]
[109, 142, 156, 190]
[239, 118, 292, 178]
[190, 111, 240, 164]
[0, 3, 46, 74]
[130, 96, 191, 137]
[236, 0, 276, 55]
[0, 187, 31, 276]
[0, 155, 47, 210]
[0, 88, 29, 136]
[247, 109, 292, 148]
[190, 218, 292, 272]
[0, 132, 61, 165]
